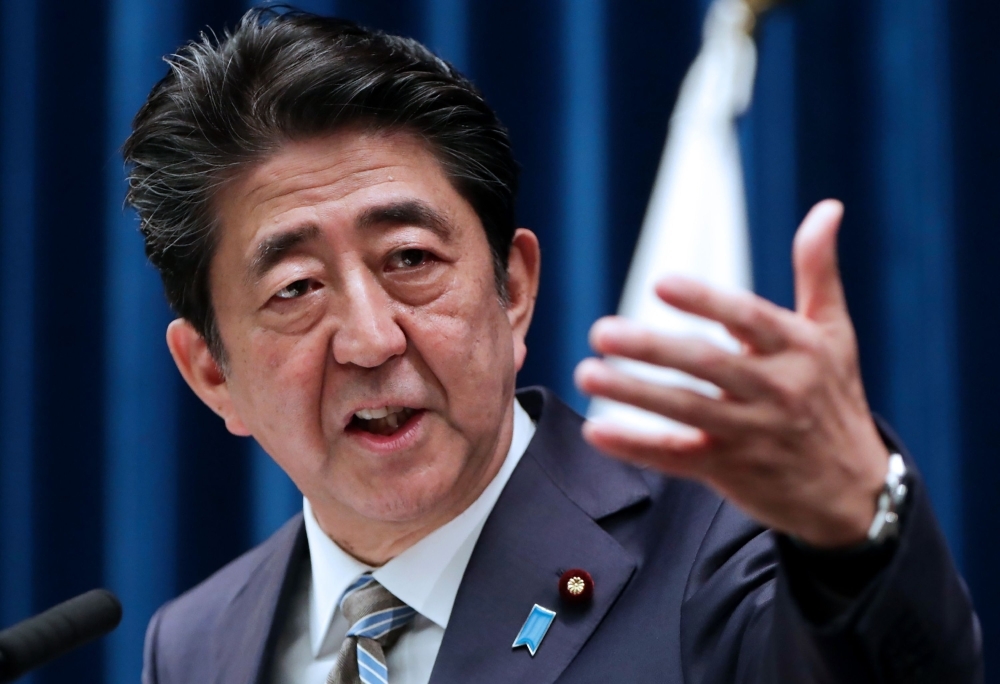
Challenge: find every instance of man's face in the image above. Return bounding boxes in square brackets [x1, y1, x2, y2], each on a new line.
[175, 129, 538, 541]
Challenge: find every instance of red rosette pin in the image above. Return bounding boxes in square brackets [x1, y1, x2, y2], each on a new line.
[558, 568, 594, 605]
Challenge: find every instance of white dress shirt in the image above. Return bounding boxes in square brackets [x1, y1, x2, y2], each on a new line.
[270, 399, 536, 684]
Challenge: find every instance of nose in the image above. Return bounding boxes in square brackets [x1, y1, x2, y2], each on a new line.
[331, 273, 406, 368]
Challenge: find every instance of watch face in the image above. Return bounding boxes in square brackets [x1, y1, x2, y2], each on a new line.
[867, 453, 907, 543]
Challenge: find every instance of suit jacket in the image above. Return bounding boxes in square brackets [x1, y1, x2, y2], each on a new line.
[142, 387, 983, 683]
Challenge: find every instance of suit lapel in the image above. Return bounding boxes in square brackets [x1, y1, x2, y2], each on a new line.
[430, 388, 649, 684]
[212, 514, 307, 684]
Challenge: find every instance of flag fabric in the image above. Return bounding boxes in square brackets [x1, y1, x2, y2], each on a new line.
[588, 0, 758, 434]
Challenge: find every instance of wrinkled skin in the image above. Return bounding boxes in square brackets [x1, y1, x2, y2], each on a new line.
[166, 129, 540, 564]
[576, 200, 890, 548]
[166, 126, 885, 558]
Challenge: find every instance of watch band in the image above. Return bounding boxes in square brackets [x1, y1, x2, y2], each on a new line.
[866, 452, 908, 543]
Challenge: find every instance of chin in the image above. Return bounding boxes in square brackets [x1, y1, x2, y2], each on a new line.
[346, 474, 462, 524]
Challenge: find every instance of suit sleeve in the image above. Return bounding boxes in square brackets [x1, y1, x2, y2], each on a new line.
[680, 461, 983, 682]
[141, 604, 167, 684]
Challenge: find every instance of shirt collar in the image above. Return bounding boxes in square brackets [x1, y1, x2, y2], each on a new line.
[303, 398, 536, 656]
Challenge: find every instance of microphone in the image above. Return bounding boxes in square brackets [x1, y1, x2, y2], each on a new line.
[0, 589, 122, 682]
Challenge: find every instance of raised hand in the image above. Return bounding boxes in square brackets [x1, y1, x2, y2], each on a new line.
[575, 200, 890, 548]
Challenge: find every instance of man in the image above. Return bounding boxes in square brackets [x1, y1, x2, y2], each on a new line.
[126, 9, 981, 684]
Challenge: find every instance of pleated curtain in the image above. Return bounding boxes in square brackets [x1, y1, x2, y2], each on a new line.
[1, 1, 998, 682]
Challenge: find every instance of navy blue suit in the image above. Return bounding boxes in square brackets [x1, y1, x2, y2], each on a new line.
[142, 387, 982, 683]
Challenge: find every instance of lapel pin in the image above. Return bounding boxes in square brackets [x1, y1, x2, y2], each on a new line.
[559, 568, 594, 605]
[512, 604, 557, 656]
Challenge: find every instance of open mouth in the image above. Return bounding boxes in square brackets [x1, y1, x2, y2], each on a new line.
[348, 406, 419, 437]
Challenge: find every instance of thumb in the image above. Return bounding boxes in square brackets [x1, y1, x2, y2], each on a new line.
[793, 199, 848, 323]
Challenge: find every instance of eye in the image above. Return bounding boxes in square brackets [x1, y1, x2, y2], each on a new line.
[274, 279, 311, 300]
[390, 249, 431, 270]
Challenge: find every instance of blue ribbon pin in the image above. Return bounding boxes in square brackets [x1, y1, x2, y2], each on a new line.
[512, 604, 557, 656]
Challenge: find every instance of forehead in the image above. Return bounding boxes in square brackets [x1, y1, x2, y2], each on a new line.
[211, 128, 466, 257]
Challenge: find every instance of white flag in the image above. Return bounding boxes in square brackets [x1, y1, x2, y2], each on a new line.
[588, 0, 757, 434]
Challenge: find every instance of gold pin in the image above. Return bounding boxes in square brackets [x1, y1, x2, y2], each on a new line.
[558, 568, 594, 605]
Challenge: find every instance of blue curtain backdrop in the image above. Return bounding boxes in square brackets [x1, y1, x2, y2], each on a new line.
[1, 0, 997, 681]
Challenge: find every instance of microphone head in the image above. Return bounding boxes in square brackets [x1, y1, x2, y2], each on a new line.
[0, 589, 122, 682]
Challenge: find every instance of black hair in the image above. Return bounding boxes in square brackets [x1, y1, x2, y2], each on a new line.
[123, 8, 519, 362]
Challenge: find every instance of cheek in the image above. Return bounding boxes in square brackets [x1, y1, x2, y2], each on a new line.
[227, 328, 330, 439]
[418, 288, 515, 413]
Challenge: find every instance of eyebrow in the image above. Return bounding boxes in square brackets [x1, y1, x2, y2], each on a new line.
[356, 199, 453, 243]
[245, 200, 454, 283]
[247, 224, 321, 283]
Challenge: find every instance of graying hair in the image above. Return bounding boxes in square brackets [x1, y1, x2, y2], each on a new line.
[124, 8, 519, 363]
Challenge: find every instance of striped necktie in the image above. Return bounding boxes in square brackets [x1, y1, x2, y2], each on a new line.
[326, 574, 417, 684]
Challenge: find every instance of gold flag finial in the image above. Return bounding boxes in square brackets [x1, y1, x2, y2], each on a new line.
[742, 0, 787, 34]
[745, 0, 780, 14]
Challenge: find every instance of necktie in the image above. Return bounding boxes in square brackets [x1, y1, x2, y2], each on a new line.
[327, 575, 416, 684]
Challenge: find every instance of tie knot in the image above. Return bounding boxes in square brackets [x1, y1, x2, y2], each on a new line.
[340, 574, 416, 642]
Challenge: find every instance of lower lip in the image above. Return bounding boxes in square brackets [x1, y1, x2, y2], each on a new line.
[345, 410, 426, 453]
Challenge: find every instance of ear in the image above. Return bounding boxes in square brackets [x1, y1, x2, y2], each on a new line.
[165, 318, 251, 436]
[505, 228, 541, 372]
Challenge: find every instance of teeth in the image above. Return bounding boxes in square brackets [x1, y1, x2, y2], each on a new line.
[354, 406, 406, 420]
[351, 406, 416, 436]
[354, 406, 407, 420]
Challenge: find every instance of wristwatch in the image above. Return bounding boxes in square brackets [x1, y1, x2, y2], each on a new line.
[866, 452, 908, 543]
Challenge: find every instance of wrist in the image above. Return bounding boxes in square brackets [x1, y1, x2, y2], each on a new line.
[795, 447, 908, 549]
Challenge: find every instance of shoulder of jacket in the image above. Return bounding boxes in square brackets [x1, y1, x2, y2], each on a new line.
[142, 513, 304, 682]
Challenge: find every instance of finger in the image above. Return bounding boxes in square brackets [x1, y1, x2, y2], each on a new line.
[588, 317, 769, 400]
[792, 199, 849, 324]
[654, 276, 795, 353]
[581, 419, 710, 478]
[574, 357, 744, 436]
